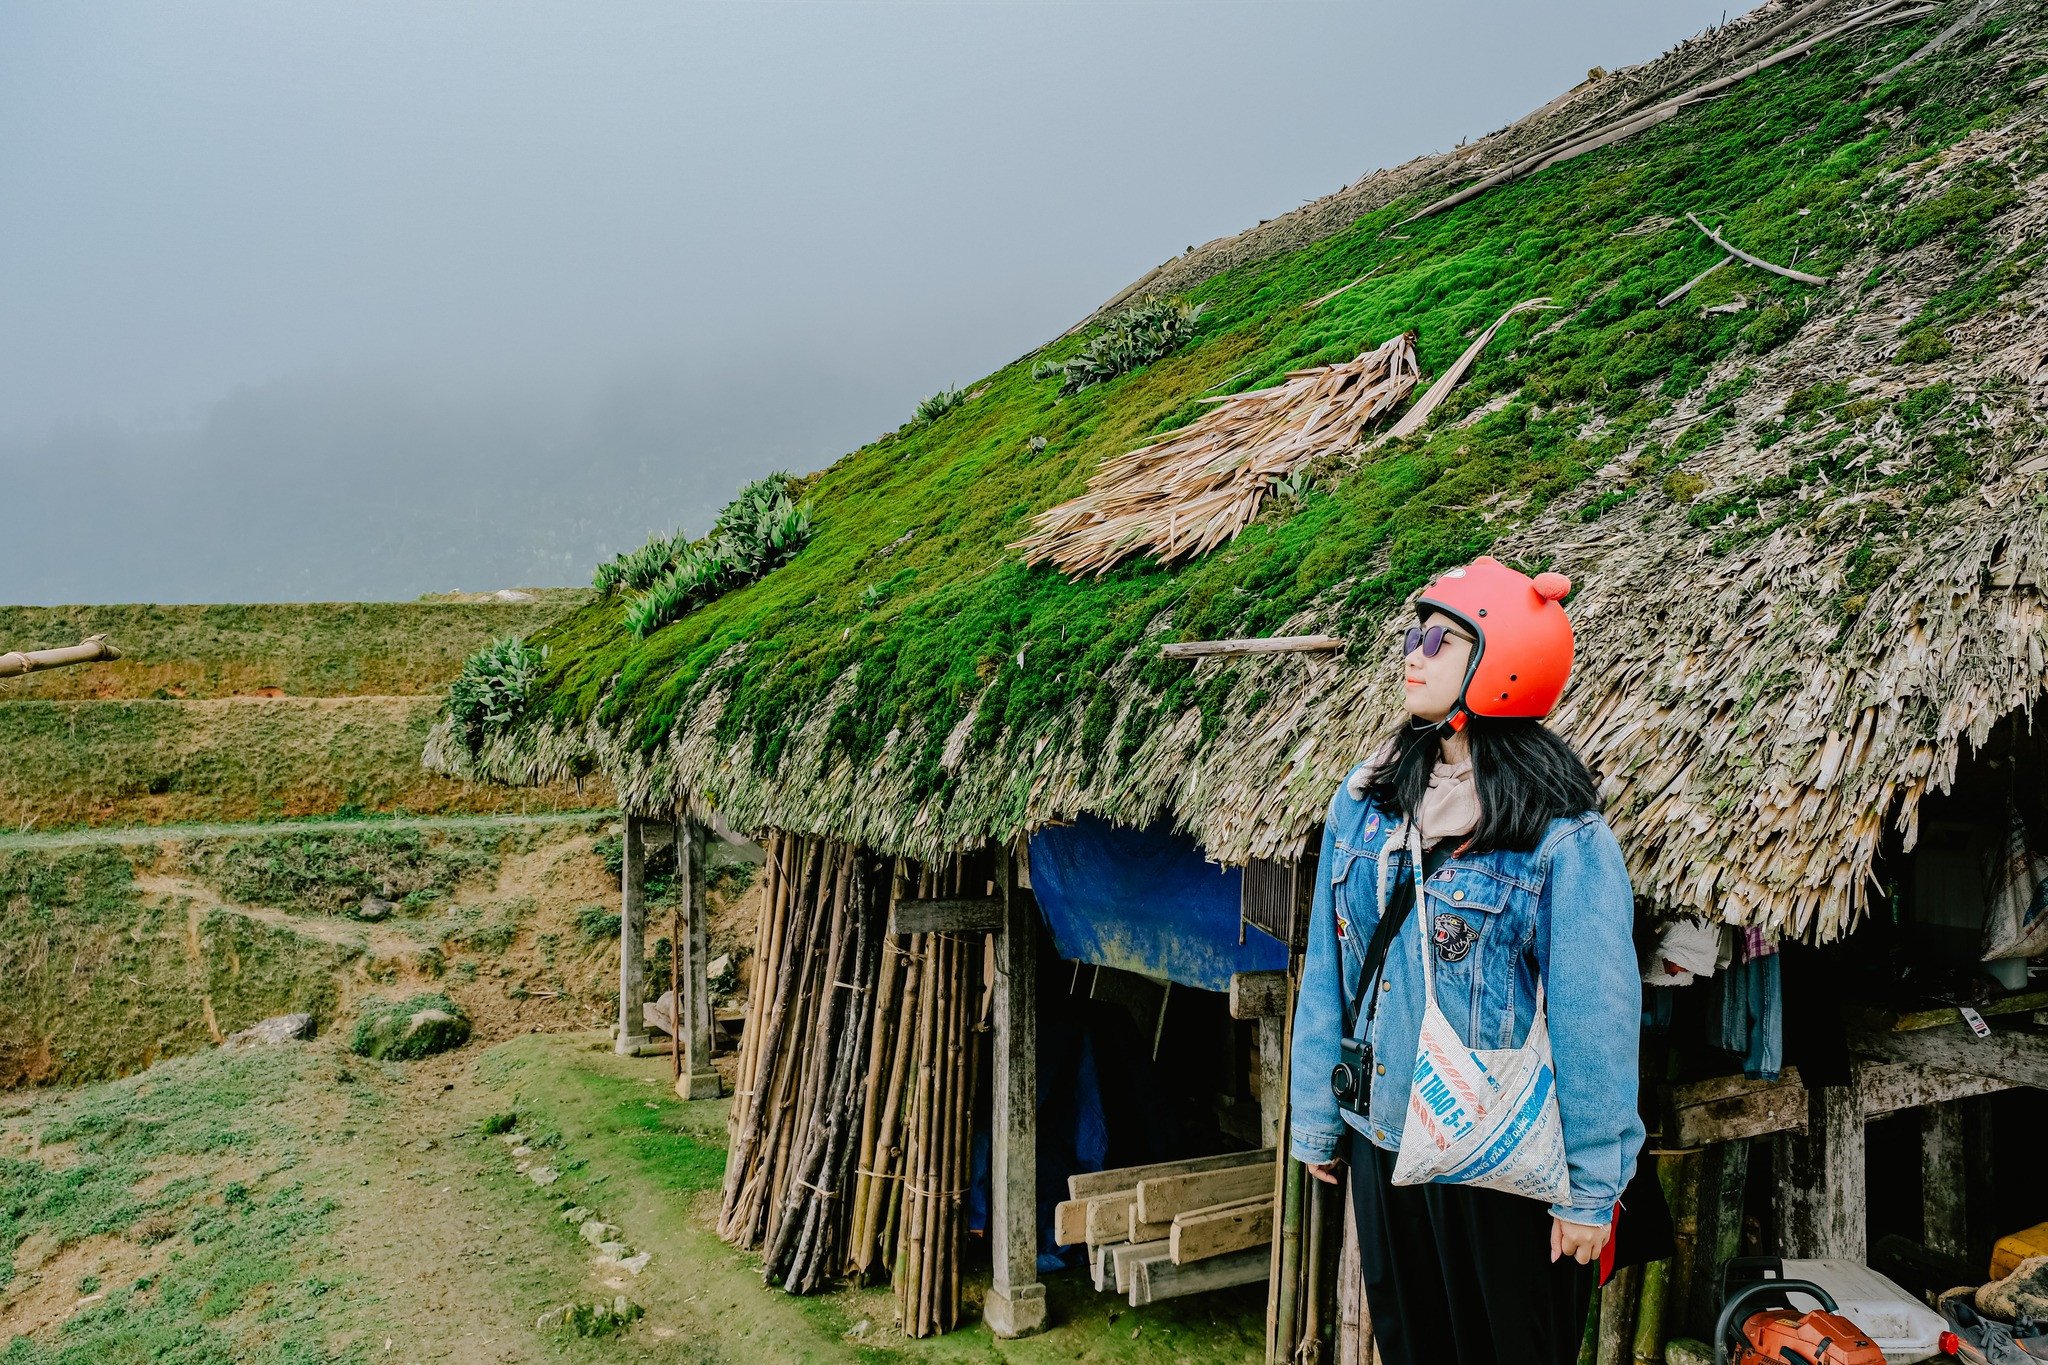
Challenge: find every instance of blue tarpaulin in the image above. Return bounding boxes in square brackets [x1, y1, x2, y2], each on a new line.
[1026, 815, 1287, 992]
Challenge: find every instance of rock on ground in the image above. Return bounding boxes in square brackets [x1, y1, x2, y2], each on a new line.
[221, 1013, 316, 1049]
[348, 993, 472, 1061]
[1980, 1255, 2048, 1322]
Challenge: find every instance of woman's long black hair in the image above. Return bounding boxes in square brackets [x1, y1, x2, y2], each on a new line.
[1364, 715, 1602, 853]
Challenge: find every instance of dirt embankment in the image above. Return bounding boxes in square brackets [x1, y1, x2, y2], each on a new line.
[0, 816, 763, 1090]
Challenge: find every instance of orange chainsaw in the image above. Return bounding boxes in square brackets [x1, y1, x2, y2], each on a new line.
[1713, 1277, 1886, 1365]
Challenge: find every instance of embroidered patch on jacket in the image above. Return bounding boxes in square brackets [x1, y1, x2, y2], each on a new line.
[1335, 913, 1349, 940]
[1363, 813, 1380, 838]
[1433, 915, 1478, 963]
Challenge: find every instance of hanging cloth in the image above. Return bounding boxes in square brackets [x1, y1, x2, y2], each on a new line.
[1384, 820, 1573, 1205]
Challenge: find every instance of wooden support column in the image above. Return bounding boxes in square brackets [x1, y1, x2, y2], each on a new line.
[1672, 1140, 1749, 1339]
[674, 817, 722, 1100]
[1230, 971, 1290, 1149]
[1772, 1084, 1864, 1261]
[985, 841, 1047, 1339]
[616, 815, 649, 1056]
[1922, 1102, 1966, 1259]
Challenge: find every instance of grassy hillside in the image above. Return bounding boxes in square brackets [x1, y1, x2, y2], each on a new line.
[0, 819, 607, 1088]
[0, 593, 587, 701]
[0, 815, 764, 1089]
[481, 2, 2042, 830]
[0, 697, 603, 831]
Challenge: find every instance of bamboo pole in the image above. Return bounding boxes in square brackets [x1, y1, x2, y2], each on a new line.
[0, 635, 120, 678]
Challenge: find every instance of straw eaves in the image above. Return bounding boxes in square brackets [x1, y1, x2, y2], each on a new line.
[427, 0, 2048, 943]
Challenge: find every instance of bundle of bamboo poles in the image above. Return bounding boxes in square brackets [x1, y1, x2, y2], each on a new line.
[719, 833, 883, 1290]
[1012, 333, 1420, 578]
[862, 862, 982, 1337]
[719, 832, 986, 1335]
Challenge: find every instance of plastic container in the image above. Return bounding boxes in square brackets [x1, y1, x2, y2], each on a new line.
[1777, 1260, 1948, 1364]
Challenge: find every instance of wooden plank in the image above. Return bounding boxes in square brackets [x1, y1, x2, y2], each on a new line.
[1085, 1192, 1135, 1247]
[1052, 1198, 1090, 1247]
[1114, 1239, 1171, 1294]
[1137, 1161, 1277, 1224]
[1860, 989, 2048, 1033]
[1130, 1245, 1269, 1305]
[1159, 635, 1343, 660]
[1067, 1147, 1273, 1201]
[1128, 1205, 1173, 1244]
[1171, 1198, 1274, 1264]
[889, 895, 1003, 936]
[1773, 1084, 1865, 1260]
[1853, 1020, 2048, 1089]
[1662, 1060, 2012, 1146]
[1092, 1241, 1124, 1293]
[1858, 1060, 2009, 1117]
[1229, 971, 1289, 1020]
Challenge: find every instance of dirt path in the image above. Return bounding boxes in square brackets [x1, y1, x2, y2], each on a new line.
[0, 809, 609, 852]
[3, 1030, 1263, 1363]
[138, 871, 424, 959]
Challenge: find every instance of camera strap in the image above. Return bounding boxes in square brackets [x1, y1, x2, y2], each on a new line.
[1342, 835, 1456, 1034]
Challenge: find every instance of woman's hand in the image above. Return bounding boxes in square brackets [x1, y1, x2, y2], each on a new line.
[1305, 1161, 1343, 1186]
[1550, 1216, 1610, 1265]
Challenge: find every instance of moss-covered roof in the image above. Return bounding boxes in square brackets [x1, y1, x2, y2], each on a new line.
[430, 0, 2048, 941]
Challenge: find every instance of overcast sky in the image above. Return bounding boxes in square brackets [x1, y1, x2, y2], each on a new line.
[1, 0, 1761, 605]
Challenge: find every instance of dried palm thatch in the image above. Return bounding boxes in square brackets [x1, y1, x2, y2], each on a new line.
[1013, 334, 1420, 578]
[1067, 0, 1920, 330]
[429, 9, 2048, 947]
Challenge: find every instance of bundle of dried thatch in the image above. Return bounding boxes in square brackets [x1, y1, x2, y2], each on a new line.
[1013, 334, 1420, 578]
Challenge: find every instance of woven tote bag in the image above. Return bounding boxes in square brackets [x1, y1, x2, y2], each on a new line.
[1382, 822, 1573, 1205]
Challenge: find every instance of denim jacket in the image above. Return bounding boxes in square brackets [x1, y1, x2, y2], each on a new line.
[1286, 766, 1645, 1226]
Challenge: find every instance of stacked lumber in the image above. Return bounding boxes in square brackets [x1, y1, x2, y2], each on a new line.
[1052, 1148, 1275, 1307]
[717, 831, 987, 1335]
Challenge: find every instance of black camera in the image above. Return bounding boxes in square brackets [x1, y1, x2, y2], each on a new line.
[1331, 1036, 1372, 1117]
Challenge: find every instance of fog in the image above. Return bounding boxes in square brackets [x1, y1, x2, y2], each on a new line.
[1, 0, 1760, 604]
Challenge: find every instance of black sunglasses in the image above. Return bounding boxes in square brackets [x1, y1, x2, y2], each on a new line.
[1403, 624, 1475, 657]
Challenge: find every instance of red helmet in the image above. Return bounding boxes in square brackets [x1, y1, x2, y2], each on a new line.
[1415, 556, 1575, 730]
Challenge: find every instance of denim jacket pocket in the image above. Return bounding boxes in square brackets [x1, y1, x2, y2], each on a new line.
[1419, 864, 1526, 1048]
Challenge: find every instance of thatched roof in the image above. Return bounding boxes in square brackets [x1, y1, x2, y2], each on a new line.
[429, 0, 2048, 943]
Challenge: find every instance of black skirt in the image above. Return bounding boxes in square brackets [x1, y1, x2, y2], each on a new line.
[1346, 1129, 1596, 1365]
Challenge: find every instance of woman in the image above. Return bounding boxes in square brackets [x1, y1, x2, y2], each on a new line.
[1288, 555, 1643, 1365]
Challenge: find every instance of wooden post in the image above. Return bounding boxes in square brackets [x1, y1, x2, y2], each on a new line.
[676, 817, 722, 1100]
[1772, 1084, 1864, 1260]
[616, 815, 649, 1056]
[1230, 970, 1289, 1148]
[1597, 1263, 1642, 1365]
[1963, 1094, 1998, 1271]
[984, 841, 1046, 1339]
[1674, 1140, 1748, 1339]
[1922, 1102, 1966, 1259]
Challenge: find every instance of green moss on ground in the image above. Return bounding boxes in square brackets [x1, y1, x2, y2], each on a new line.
[499, 8, 2038, 812]
[0, 1048, 354, 1361]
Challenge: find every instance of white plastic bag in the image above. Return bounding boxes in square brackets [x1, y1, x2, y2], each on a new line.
[1982, 810, 2048, 963]
[1385, 822, 1573, 1205]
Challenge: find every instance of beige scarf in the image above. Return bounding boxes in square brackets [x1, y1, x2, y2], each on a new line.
[1347, 739, 1480, 847]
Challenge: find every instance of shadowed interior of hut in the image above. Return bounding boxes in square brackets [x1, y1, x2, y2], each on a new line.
[1640, 709, 2048, 1356]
